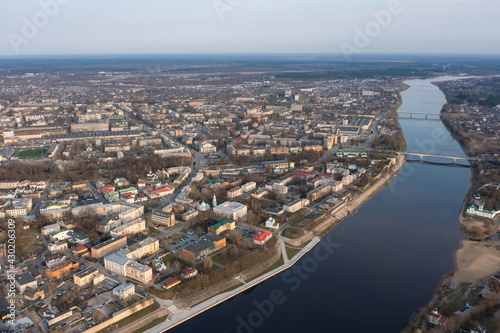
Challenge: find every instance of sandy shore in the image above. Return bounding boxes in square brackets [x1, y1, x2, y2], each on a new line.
[453, 240, 500, 285]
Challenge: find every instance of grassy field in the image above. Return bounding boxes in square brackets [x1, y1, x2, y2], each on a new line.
[17, 148, 47, 160]
[247, 254, 284, 282]
[282, 227, 304, 239]
[18, 229, 45, 259]
[211, 253, 233, 266]
[97, 302, 160, 333]
[161, 253, 176, 267]
[147, 286, 179, 300]
[132, 315, 168, 333]
[285, 245, 302, 260]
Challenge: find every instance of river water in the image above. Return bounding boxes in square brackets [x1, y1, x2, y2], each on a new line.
[168, 77, 471, 333]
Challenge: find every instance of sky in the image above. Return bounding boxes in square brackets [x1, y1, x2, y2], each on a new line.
[0, 0, 498, 56]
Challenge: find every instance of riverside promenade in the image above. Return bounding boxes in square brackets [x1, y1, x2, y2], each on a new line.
[144, 236, 321, 333]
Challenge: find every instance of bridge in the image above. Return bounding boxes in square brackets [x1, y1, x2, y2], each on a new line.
[398, 112, 441, 120]
[402, 151, 479, 165]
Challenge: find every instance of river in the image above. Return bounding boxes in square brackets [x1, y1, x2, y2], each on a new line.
[168, 77, 471, 333]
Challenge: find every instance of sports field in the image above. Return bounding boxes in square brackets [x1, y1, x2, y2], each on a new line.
[16, 148, 47, 160]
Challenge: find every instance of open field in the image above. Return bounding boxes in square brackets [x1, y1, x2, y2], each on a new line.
[454, 240, 500, 284]
[16, 148, 47, 160]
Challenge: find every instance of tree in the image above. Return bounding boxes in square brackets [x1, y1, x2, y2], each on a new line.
[92, 310, 104, 322]
[203, 256, 213, 269]
[174, 261, 181, 273]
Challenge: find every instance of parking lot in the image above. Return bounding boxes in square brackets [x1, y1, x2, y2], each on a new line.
[170, 231, 202, 252]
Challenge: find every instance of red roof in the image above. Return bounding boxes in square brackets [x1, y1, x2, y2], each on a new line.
[254, 230, 272, 242]
[74, 245, 87, 252]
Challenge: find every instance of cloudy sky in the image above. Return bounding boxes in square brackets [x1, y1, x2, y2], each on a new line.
[0, 0, 498, 55]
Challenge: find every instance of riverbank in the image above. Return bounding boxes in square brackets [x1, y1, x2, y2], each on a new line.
[138, 151, 406, 331]
[403, 77, 500, 332]
[143, 237, 321, 333]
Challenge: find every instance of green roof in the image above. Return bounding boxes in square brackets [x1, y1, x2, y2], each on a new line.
[209, 219, 235, 230]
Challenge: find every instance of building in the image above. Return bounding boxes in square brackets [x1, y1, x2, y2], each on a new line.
[241, 182, 256, 193]
[0, 180, 19, 190]
[110, 218, 146, 237]
[151, 209, 175, 227]
[15, 273, 37, 293]
[427, 309, 447, 326]
[213, 201, 247, 220]
[208, 219, 236, 235]
[72, 245, 89, 257]
[124, 237, 159, 260]
[284, 198, 309, 213]
[48, 242, 68, 254]
[254, 230, 273, 245]
[262, 160, 294, 171]
[144, 185, 175, 199]
[113, 283, 135, 299]
[96, 217, 122, 233]
[104, 252, 153, 284]
[466, 204, 500, 220]
[118, 205, 144, 222]
[126, 261, 153, 284]
[163, 276, 182, 290]
[181, 267, 198, 279]
[91, 235, 127, 259]
[6, 198, 32, 217]
[342, 175, 355, 185]
[71, 122, 109, 133]
[73, 267, 99, 286]
[41, 223, 61, 236]
[324, 134, 338, 150]
[199, 142, 217, 154]
[265, 217, 279, 230]
[181, 234, 226, 261]
[45, 253, 67, 268]
[24, 288, 45, 301]
[45, 261, 79, 280]
[307, 184, 333, 202]
[227, 186, 243, 199]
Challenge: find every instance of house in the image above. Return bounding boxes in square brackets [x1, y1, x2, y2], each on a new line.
[163, 276, 182, 290]
[41, 223, 61, 236]
[24, 288, 45, 301]
[254, 231, 273, 245]
[48, 242, 68, 254]
[181, 267, 198, 279]
[97, 217, 122, 233]
[44, 253, 67, 268]
[15, 273, 37, 293]
[113, 283, 135, 299]
[73, 245, 89, 257]
[427, 309, 447, 326]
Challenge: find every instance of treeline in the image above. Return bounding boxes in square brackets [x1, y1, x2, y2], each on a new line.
[371, 133, 406, 151]
[0, 163, 50, 181]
